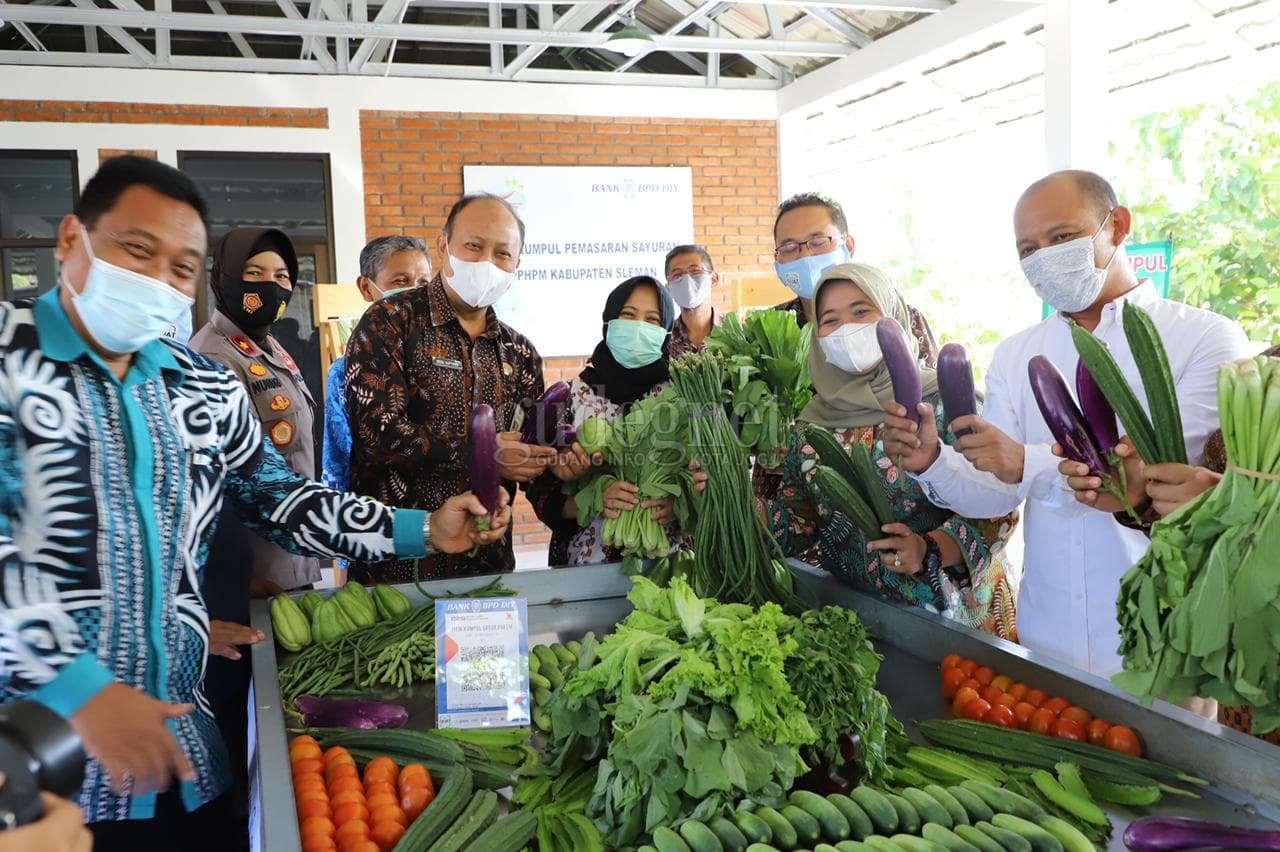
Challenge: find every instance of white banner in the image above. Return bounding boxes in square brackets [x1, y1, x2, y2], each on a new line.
[462, 165, 695, 357]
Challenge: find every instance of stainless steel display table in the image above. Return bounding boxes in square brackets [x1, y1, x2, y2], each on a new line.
[246, 562, 1280, 852]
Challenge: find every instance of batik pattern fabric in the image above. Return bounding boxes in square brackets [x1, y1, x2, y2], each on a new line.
[763, 393, 1018, 640]
[668, 308, 723, 358]
[322, 355, 352, 493]
[0, 292, 427, 823]
[343, 277, 544, 582]
[524, 377, 683, 566]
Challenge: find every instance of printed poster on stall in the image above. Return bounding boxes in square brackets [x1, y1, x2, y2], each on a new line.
[436, 597, 531, 729]
[462, 165, 695, 357]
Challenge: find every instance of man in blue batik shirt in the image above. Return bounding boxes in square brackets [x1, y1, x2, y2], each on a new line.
[0, 156, 511, 852]
[322, 235, 433, 493]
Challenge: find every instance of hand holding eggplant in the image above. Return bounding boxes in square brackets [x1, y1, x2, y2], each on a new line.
[1143, 461, 1220, 518]
[952, 416, 1026, 484]
[1054, 436, 1147, 514]
[880, 400, 942, 473]
[495, 430, 558, 483]
[430, 489, 512, 553]
[549, 441, 598, 482]
[866, 523, 926, 574]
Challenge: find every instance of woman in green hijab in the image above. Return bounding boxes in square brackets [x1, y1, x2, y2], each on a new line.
[764, 263, 1019, 639]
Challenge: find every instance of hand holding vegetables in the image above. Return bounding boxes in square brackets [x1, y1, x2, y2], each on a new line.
[952, 416, 1027, 485]
[430, 490, 512, 553]
[865, 523, 927, 575]
[1142, 462, 1220, 518]
[1054, 436, 1149, 515]
[548, 441, 597, 483]
[495, 430, 558, 483]
[880, 399, 943, 473]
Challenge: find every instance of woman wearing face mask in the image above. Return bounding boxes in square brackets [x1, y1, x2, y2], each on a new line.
[190, 227, 319, 593]
[526, 275, 692, 566]
[763, 263, 1018, 638]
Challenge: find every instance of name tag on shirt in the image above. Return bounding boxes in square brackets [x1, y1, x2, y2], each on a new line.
[432, 357, 463, 370]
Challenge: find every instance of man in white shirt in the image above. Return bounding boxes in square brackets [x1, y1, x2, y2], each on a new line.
[881, 169, 1250, 676]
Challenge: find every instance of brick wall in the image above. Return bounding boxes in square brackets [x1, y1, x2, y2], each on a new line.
[359, 111, 779, 558]
[0, 100, 328, 128]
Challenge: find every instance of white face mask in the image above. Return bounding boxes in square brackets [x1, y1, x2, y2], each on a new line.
[667, 272, 712, 310]
[819, 321, 882, 374]
[1020, 211, 1117, 314]
[443, 253, 515, 308]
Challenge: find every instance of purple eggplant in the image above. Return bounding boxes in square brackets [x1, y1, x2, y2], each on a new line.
[1076, 359, 1120, 454]
[295, 695, 409, 729]
[520, 381, 573, 447]
[1028, 355, 1108, 475]
[469, 404, 501, 515]
[937, 343, 977, 436]
[1124, 816, 1280, 852]
[876, 318, 923, 423]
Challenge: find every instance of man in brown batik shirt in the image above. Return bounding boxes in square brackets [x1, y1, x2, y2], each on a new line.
[344, 194, 556, 581]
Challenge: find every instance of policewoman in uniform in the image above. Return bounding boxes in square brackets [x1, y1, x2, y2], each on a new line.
[191, 226, 320, 593]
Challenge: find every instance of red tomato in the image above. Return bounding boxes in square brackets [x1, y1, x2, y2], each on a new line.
[973, 666, 996, 686]
[959, 678, 983, 694]
[1028, 707, 1057, 735]
[1024, 688, 1048, 708]
[994, 692, 1018, 709]
[952, 687, 980, 717]
[1086, 719, 1113, 746]
[984, 703, 1018, 728]
[1060, 705, 1094, 728]
[1103, 726, 1143, 757]
[1051, 717, 1087, 741]
[941, 653, 965, 671]
[1012, 701, 1038, 729]
[990, 675, 1014, 692]
[1008, 683, 1029, 701]
[942, 667, 969, 699]
[980, 684, 1007, 705]
[962, 698, 993, 721]
[958, 659, 979, 676]
[1041, 697, 1072, 716]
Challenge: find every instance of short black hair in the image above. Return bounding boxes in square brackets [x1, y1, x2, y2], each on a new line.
[442, 193, 526, 251]
[664, 244, 713, 277]
[360, 235, 431, 279]
[75, 155, 209, 232]
[773, 192, 848, 241]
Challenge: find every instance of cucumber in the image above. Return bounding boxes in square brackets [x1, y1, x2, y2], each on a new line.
[654, 825, 694, 852]
[791, 790, 851, 842]
[901, 788, 952, 829]
[1033, 815, 1095, 852]
[709, 816, 750, 852]
[817, 846, 842, 852]
[756, 806, 798, 850]
[746, 845, 781, 852]
[953, 824, 1006, 852]
[551, 642, 577, 666]
[851, 787, 899, 835]
[836, 843, 870, 852]
[882, 793, 919, 835]
[946, 787, 994, 824]
[959, 781, 1046, 822]
[891, 833, 949, 852]
[921, 823, 980, 852]
[923, 785, 970, 827]
[989, 814, 1063, 852]
[974, 821, 1032, 852]
[865, 836, 905, 852]
[826, 794, 875, 840]
[735, 811, 774, 845]
[680, 819, 727, 852]
[782, 804, 823, 848]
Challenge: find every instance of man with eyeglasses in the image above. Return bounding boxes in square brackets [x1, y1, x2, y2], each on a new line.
[664, 243, 723, 357]
[880, 169, 1248, 677]
[770, 192, 939, 366]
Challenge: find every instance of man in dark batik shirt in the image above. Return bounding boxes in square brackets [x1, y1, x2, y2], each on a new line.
[344, 194, 556, 582]
[664, 244, 725, 358]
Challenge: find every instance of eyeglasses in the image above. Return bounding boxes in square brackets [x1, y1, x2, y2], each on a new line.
[774, 234, 845, 261]
[667, 266, 708, 281]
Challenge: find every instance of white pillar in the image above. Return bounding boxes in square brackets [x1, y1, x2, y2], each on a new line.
[1043, 0, 1108, 171]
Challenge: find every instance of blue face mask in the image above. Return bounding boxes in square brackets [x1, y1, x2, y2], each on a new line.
[164, 309, 194, 345]
[774, 244, 851, 300]
[605, 319, 668, 369]
[69, 227, 196, 354]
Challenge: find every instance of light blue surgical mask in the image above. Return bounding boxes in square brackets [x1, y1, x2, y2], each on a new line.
[774, 244, 851, 300]
[67, 227, 196, 354]
[163, 309, 194, 345]
[605, 319, 668, 368]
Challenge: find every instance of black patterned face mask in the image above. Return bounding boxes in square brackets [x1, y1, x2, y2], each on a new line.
[222, 279, 292, 332]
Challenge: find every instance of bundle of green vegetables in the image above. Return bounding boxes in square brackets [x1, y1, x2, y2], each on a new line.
[668, 351, 802, 612]
[705, 310, 813, 467]
[1114, 355, 1280, 732]
[566, 390, 694, 575]
[543, 577, 899, 848]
